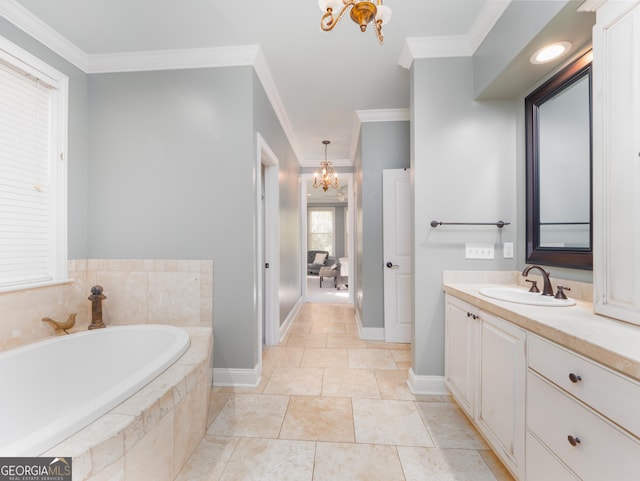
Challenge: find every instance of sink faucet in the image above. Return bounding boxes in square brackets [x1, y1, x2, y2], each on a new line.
[521, 265, 554, 296]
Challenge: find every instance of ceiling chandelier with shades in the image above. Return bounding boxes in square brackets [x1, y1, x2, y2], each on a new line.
[319, 0, 392, 44]
[313, 140, 339, 192]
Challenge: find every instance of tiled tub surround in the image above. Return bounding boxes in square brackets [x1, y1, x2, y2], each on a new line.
[0, 259, 213, 351]
[43, 327, 213, 481]
[442, 271, 640, 381]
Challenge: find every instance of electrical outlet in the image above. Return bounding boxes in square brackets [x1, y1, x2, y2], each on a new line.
[503, 242, 514, 259]
[465, 243, 495, 259]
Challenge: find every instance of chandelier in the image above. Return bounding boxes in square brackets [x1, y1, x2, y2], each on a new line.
[313, 140, 339, 192]
[319, 0, 392, 44]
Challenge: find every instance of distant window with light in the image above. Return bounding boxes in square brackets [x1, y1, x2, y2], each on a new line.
[308, 208, 335, 255]
[0, 37, 68, 289]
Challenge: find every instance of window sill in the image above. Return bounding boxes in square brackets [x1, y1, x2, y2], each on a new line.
[0, 279, 74, 295]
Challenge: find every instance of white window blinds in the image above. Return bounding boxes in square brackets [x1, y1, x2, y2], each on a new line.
[0, 57, 57, 287]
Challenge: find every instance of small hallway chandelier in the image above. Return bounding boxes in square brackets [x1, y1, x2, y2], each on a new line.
[319, 0, 392, 44]
[313, 140, 339, 192]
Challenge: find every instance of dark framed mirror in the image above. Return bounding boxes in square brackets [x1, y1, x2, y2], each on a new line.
[525, 51, 592, 270]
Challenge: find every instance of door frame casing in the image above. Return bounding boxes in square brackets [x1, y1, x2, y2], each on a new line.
[256, 133, 280, 357]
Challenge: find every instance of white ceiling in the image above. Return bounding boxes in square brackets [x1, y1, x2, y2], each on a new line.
[5, 0, 515, 163]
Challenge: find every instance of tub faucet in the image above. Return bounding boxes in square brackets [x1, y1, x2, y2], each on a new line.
[522, 265, 554, 296]
[88, 285, 106, 330]
[42, 313, 76, 334]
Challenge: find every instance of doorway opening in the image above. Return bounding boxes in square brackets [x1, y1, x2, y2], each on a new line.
[301, 173, 354, 304]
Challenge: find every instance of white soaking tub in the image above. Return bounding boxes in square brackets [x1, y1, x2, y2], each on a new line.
[0, 325, 190, 456]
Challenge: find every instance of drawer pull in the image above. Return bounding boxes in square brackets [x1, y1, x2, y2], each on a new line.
[567, 435, 581, 447]
[569, 373, 583, 383]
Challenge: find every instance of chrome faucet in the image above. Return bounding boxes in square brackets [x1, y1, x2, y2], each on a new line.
[522, 265, 554, 296]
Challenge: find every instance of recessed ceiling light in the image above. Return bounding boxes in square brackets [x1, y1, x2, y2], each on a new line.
[530, 41, 572, 64]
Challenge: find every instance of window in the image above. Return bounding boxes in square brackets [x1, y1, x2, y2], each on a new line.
[308, 207, 334, 255]
[0, 37, 68, 290]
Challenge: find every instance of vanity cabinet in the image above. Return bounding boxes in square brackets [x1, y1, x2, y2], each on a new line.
[444, 293, 640, 481]
[592, 0, 640, 325]
[526, 334, 640, 481]
[476, 312, 525, 479]
[444, 294, 525, 480]
[444, 294, 477, 417]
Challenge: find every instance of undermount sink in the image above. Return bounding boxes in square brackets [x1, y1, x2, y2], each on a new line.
[479, 286, 576, 307]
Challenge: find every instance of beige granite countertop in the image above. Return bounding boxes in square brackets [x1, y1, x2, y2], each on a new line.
[443, 273, 640, 382]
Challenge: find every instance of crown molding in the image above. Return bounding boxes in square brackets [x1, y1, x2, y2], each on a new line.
[356, 108, 410, 123]
[577, 0, 606, 12]
[0, 0, 88, 70]
[253, 47, 305, 165]
[398, 0, 511, 69]
[399, 35, 474, 69]
[350, 108, 411, 161]
[86, 45, 260, 73]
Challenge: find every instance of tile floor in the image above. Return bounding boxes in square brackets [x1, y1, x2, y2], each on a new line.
[176, 303, 515, 481]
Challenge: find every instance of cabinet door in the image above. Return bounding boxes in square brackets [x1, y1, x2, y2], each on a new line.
[593, 1, 640, 325]
[477, 312, 526, 480]
[444, 294, 477, 417]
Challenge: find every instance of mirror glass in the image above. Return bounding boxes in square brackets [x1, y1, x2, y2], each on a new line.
[525, 51, 592, 270]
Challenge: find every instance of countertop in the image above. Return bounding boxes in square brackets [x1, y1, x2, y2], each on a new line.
[444, 282, 640, 382]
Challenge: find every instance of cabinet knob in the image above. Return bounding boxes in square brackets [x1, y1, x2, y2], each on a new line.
[569, 373, 582, 383]
[567, 435, 581, 447]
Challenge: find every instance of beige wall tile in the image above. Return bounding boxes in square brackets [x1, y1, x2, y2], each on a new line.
[125, 410, 174, 481]
[148, 272, 200, 325]
[0, 285, 66, 350]
[95, 271, 148, 325]
[173, 378, 209, 479]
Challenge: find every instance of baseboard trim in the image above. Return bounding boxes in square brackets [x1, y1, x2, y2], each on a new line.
[407, 368, 448, 395]
[279, 297, 303, 343]
[213, 366, 261, 388]
[355, 309, 385, 341]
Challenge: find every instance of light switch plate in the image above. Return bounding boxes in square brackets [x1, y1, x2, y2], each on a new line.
[503, 242, 514, 258]
[465, 243, 495, 259]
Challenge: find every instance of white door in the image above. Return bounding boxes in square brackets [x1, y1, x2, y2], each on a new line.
[383, 168, 412, 343]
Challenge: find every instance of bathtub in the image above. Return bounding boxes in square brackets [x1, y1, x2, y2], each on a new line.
[0, 325, 190, 456]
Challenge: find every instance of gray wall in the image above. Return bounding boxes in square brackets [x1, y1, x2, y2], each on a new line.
[354, 121, 410, 329]
[0, 19, 88, 259]
[87, 67, 300, 371]
[411, 57, 517, 376]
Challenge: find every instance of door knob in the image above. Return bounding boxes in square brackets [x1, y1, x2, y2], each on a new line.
[386, 262, 399, 268]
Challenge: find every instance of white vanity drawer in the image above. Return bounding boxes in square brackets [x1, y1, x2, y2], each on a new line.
[527, 371, 640, 481]
[528, 333, 640, 438]
[526, 431, 579, 481]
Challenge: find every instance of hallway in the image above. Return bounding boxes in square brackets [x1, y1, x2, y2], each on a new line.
[177, 303, 514, 481]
